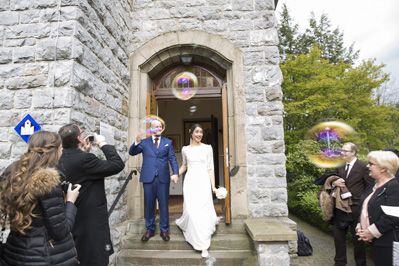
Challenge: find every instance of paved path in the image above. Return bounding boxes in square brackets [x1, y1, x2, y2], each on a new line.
[289, 213, 374, 266]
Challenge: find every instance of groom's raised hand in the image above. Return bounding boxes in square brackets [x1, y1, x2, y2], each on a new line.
[136, 131, 143, 144]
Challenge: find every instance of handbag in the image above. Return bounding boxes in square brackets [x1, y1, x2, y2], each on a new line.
[297, 230, 313, 256]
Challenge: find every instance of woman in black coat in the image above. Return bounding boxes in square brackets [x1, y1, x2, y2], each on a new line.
[356, 150, 399, 266]
[0, 130, 81, 266]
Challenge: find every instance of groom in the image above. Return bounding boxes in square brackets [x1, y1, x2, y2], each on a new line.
[129, 120, 179, 241]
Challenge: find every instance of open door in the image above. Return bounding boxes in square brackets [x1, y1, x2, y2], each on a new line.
[222, 83, 231, 224]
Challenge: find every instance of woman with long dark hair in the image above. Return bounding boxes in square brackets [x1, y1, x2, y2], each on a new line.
[0, 130, 81, 265]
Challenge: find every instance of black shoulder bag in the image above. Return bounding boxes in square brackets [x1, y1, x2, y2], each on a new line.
[297, 230, 313, 256]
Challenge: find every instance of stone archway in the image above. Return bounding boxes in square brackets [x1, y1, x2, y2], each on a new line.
[127, 31, 249, 220]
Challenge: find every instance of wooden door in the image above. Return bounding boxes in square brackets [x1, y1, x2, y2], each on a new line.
[222, 83, 231, 224]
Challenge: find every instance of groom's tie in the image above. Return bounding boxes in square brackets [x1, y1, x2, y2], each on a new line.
[154, 137, 159, 149]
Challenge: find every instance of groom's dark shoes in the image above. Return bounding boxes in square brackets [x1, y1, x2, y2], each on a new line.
[141, 231, 154, 241]
[160, 231, 170, 241]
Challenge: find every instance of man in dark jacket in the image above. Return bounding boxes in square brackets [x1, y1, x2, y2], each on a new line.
[332, 142, 373, 266]
[58, 124, 124, 266]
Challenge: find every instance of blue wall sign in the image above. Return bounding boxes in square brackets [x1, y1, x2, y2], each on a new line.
[14, 114, 41, 143]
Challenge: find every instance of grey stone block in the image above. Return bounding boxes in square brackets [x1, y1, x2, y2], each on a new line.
[10, 0, 29, 11]
[6, 76, 47, 90]
[14, 90, 32, 108]
[20, 10, 41, 24]
[198, 7, 221, 21]
[170, 8, 196, 18]
[0, 142, 12, 159]
[14, 46, 35, 63]
[148, 8, 170, 19]
[204, 20, 228, 32]
[24, 63, 49, 76]
[32, 0, 58, 9]
[0, 65, 23, 78]
[6, 23, 51, 39]
[250, 29, 278, 46]
[0, 48, 12, 64]
[255, 0, 275, 11]
[0, 89, 13, 109]
[0, 11, 19, 25]
[36, 37, 73, 60]
[4, 39, 36, 47]
[230, 20, 253, 31]
[232, 0, 253, 11]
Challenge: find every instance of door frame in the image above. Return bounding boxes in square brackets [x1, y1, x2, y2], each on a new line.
[127, 31, 249, 221]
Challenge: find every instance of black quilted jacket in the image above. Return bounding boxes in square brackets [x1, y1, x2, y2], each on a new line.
[1, 168, 78, 266]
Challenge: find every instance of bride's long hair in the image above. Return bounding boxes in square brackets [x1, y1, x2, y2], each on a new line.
[0, 130, 61, 234]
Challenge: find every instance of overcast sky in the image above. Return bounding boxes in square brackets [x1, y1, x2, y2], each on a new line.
[276, 0, 399, 89]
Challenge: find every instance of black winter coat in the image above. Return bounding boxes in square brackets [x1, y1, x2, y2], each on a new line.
[358, 178, 399, 247]
[1, 168, 78, 266]
[57, 145, 124, 266]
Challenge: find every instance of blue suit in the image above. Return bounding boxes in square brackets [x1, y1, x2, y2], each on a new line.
[129, 136, 179, 232]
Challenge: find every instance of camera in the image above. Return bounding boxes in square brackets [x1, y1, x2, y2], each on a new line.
[88, 136, 95, 142]
[61, 182, 77, 193]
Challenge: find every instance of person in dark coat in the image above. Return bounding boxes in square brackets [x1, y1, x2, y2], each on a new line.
[356, 150, 399, 266]
[0, 130, 81, 266]
[57, 124, 125, 266]
[332, 142, 373, 266]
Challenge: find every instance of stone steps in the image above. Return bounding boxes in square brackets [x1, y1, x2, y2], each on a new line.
[115, 218, 256, 266]
[115, 250, 257, 266]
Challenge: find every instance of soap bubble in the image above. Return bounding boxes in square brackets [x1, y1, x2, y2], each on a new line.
[171, 72, 199, 100]
[189, 106, 197, 113]
[304, 121, 357, 168]
[139, 115, 165, 136]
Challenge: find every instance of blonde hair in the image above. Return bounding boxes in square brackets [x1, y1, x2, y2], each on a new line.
[367, 150, 399, 177]
[0, 131, 61, 234]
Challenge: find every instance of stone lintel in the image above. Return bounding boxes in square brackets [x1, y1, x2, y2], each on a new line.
[245, 218, 297, 242]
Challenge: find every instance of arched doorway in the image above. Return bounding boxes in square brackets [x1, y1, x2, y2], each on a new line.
[127, 31, 249, 224]
[151, 64, 225, 216]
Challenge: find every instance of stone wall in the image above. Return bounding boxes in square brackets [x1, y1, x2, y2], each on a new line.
[0, 0, 133, 252]
[131, 0, 286, 218]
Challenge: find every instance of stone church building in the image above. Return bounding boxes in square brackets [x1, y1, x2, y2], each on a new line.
[0, 0, 297, 265]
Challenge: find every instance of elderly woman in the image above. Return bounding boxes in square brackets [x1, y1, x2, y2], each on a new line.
[356, 150, 399, 266]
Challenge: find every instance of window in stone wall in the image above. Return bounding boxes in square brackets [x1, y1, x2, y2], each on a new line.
[154, 65, 224, 99]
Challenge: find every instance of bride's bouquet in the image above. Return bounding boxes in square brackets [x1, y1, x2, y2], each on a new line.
[214, 186, 228, 199]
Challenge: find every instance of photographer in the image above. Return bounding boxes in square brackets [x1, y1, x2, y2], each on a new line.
[58, 124, 124, 266]
[0, 130, 81, 265]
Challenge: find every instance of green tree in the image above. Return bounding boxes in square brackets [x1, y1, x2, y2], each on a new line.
[277, 4, 301, 62]
[282, 46, 394, 154]
[278, 8, 359, 65]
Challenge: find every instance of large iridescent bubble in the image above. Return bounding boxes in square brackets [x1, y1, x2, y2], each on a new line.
[171, 72, 199, 100]
[304, 121, 357, 168]
[139, 115, 165, 136]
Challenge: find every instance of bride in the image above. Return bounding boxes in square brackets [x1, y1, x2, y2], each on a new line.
[175, 124, 219, 258]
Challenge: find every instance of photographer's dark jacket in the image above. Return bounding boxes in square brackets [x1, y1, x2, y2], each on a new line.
[58, 144, 124, 266]
[1, 168, 78, 266]
[358, 178, 399, 247]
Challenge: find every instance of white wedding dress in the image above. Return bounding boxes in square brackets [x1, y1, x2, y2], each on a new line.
[175, 144, 219, 250]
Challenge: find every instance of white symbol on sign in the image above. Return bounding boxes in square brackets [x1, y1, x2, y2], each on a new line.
[21, 120, 34, 135]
